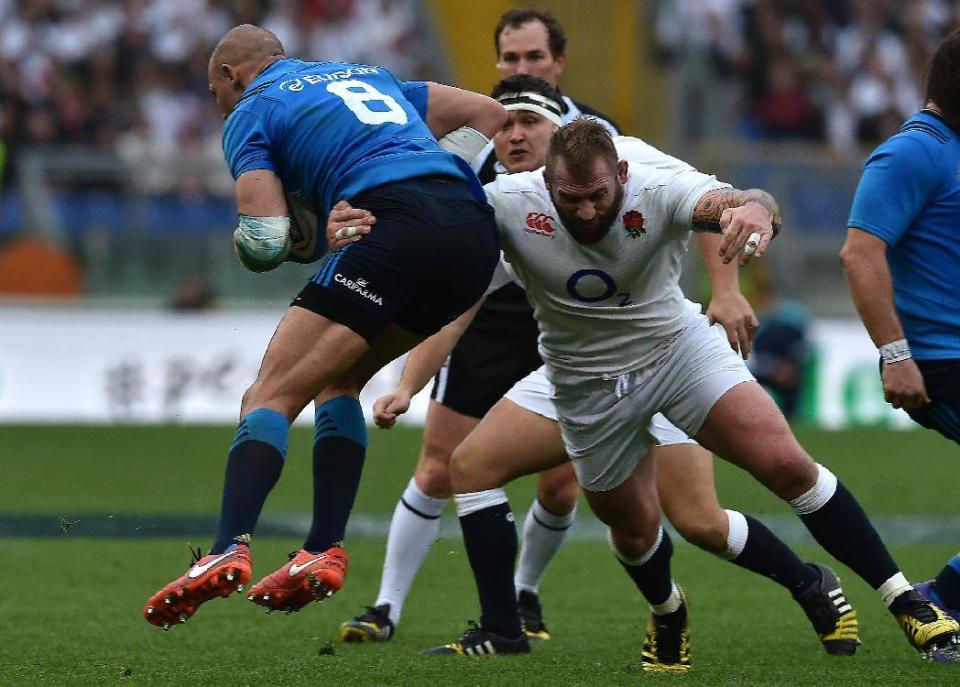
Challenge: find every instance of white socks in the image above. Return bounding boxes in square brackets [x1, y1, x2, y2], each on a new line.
[375, 478, 448, 625]
[455, 487, 508, 516]
[720, 509, 749, 560]
[879, 572, 913, 608]
[515, 499, 577, 594]
[650, 581, 683, 615]
[789, 464, 838, 515]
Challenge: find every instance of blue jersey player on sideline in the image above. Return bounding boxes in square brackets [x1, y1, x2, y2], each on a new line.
[143, 24, 506, 631]
[841, 31, 960, 660]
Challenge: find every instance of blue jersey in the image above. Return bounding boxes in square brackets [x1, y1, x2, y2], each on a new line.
[222, 58, 474, 263]
[848, 110, 960, 359]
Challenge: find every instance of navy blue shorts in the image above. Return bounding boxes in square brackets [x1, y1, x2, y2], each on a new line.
[883, 357, 960, 444]
[292, 177, 499, 343]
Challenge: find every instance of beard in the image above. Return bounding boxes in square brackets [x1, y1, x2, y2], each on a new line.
[554, 183, 624, 244]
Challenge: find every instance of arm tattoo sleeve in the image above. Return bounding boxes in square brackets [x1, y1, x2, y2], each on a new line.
[691, 188, 782, 236]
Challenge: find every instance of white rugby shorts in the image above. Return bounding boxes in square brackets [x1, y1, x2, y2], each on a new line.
[504, 367, 698, 445]
[547, 315, 754, 492]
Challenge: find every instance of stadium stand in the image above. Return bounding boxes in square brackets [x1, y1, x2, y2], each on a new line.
[1, 0, 957, 308]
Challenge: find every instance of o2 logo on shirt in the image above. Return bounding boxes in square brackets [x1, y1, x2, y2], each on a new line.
[566, 269, 634, 307]
[327, 80, 408, 126]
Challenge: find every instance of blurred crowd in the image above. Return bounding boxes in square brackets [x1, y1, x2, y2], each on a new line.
[652, 0, 960, 151]
[0, 0, 421, 192]
[4, 0, 959, 194]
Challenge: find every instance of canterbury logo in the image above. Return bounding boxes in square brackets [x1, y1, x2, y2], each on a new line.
[289, 554, 327, 576]
[524, 212, 556, 237]
[187, 551, 236, 579]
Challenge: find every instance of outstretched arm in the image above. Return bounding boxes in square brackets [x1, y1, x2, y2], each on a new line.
[695, 233, 758, 359]
[373, 299, 485, 428]
[692, 188, 782, 265]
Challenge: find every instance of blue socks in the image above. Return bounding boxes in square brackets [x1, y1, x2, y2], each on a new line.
[303, 396, 367, 553]
[211, 408, 289, 554]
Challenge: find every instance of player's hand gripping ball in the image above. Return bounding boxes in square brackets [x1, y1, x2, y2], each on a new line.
[233, 215, 291, 272]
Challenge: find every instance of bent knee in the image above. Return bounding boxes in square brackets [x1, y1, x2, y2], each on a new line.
[673, 516, 728, 553]
[450, 445, 511, 494]
[752, 451, 819, 500]
[610, 521, 662, 560]
[536, 476, 580, 514]
[240, 382, 293, 420]
[318, 379, 362, 401]
[414, 450, 453, 499]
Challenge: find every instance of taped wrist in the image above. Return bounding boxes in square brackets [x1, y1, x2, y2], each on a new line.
[234, 215, 291, 272]
[879, 338, 912, 364]
[437, 126, 489, 162]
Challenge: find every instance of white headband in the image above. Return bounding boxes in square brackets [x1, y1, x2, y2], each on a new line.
[497, 90, 563, 126]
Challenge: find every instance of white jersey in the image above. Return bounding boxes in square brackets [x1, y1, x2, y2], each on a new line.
[483, 136, 729, 381]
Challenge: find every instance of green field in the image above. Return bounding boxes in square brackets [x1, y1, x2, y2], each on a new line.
[2, 425, 958, 686]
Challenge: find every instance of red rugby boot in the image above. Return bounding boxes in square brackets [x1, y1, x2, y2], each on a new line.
[144, 543, 252, 630]
[248, 546, 348, 612]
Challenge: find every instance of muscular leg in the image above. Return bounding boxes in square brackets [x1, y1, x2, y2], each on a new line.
[213, 309, 420, 553]
[583, 454, 661, 559]
[657, 443, 818, 595]
[452, 398, 569, 492]
[373, 402, 481, 626]
[297, 325, 423, 555]
[414, 402, 482, 497]
[515, 463, 579, 597]
[535, 462, 580, 516]
[451, 398, 568, 638]
[585, 456, 686, 661]
[694, 381, 908, 603]
[656, 444, 727, 552]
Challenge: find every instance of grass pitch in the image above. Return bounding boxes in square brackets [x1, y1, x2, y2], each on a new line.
[2, 424, 958, 685]
[3, 539, 958, 686]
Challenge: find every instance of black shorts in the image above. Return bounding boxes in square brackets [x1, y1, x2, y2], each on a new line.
[292, 177, 499, 343]
[883, 357, 960, 444]
[430, 308, 541, 419]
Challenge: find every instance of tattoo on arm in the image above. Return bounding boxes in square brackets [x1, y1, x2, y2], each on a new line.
[692, 188, 782, 236]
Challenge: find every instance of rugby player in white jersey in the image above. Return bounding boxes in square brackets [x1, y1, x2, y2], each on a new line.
[338, 8, 622, 644]
[330, 119, 960, 669]
[338, 75, 866, 661]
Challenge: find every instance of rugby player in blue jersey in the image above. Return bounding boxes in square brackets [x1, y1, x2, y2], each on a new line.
[143, 24, 506, 630]
[841, 31, 960, 661]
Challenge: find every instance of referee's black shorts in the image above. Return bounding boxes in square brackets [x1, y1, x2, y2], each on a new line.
[293, 177, 499, 343]
[430, 311, 541, 419]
